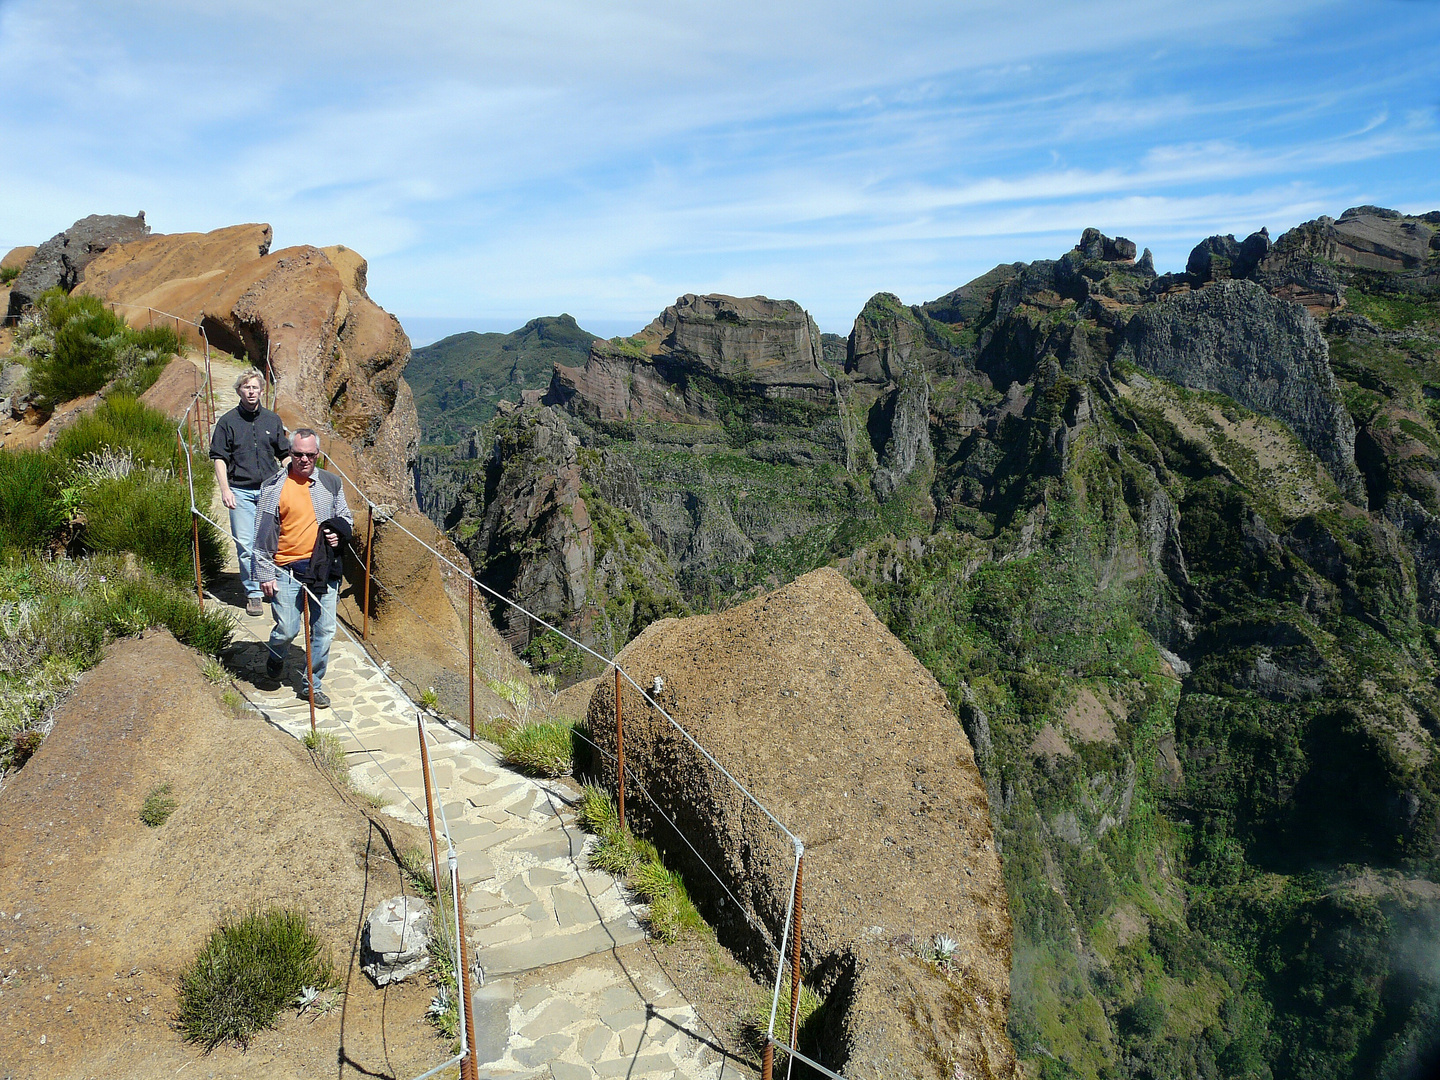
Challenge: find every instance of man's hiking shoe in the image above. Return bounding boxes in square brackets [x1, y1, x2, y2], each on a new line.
[304, 688, 331, 709]
[265, 655, 284, 681]
[246, 596, 263, 617]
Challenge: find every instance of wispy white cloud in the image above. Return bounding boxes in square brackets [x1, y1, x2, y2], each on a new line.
[1, 0, 1437, 334]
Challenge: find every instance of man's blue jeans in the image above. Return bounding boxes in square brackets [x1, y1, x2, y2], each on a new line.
[228, 486, 262, 600]
[267, 564, 336, 694]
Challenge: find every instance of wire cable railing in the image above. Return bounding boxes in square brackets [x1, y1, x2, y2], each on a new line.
[174, 367, 824, 1079]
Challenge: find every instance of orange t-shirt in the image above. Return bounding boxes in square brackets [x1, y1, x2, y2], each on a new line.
[275, 475, 319, 565]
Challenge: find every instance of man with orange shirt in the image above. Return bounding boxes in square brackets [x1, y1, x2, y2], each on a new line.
[253, 428, 353, 708]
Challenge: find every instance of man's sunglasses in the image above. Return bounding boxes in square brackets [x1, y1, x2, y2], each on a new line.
[292, 450, 319, 459]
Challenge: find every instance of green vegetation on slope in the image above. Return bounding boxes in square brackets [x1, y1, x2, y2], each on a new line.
[15, 288, 182, 402]
[408, 315, 599, 440]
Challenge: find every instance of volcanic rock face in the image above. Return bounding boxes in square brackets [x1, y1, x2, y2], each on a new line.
[586, 568, 1013, 1079]
[639, 292, 830, 396]
[74, 225, 418, 498]
[6, 212, 150, 320]
[1119, 279, 1365, 500]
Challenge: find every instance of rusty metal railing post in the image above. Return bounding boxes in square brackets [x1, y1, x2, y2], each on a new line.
[362, 510, 373, 642]
[467, 579, 475, 740]
[615, 664, 625, 832]
[761, 1040, 774, 1080]
[303, 597, 316, 733]
[417, 713, 443, 903]
[455, 877, 480, 1080]
[191, 510, 203, 610]
[789, 851, 804, 1053]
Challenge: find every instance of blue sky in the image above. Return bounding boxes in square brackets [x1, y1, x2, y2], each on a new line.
[2, 1, 1438, 342]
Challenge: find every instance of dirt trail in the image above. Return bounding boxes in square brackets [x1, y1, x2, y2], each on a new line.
[0, 631, 444, 1080]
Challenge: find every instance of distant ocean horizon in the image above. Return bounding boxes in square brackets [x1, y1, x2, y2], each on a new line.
[399, 315, 643, 349]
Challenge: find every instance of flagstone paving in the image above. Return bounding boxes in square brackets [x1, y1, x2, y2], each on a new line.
[195, 359, 735, 1078]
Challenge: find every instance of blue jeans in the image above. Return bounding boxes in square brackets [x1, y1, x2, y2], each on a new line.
[267, 564, 337, 694]
[228, 486, 262, 600]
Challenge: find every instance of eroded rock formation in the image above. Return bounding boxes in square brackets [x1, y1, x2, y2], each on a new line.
[74, 224, 418, 498]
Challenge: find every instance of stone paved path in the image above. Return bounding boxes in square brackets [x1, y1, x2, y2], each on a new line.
[196, 358, 737, 1080]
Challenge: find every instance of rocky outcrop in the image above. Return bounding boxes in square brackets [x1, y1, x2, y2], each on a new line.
[1119, 279, 1365, 501]
[638, 293, 830, 396]
[871, 367, 934, 503]
[5, 213, 150, 321]
[847, 293, 962, 383]
[447, 406, 684, 656]
[586, 568, 1013, 1079]
[548, 339, 715, 424]
[1186, 228, 1271, 284]
[923, 263, 1025, 326]
[463, 407, 594, 646]
[546, 294, 833, 421]
[75, 225, 418, 499]
[1251, 207, 1440, 312]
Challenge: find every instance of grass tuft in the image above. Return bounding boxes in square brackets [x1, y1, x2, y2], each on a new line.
[302, 729, 350, 787]
[398, 845, 437, 901]
[741, 982, 826, 1060]
[175, 906, 335, 1050]
[575, 784, 706, 943]
[499, 718, 575, 777]
[140, 782, 177, 827]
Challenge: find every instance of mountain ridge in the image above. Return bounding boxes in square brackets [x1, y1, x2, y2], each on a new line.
[415, 205, 1440, 1080]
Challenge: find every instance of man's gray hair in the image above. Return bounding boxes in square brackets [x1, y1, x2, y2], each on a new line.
[291, 427, 319, 444]
[234, 368, 266, 393]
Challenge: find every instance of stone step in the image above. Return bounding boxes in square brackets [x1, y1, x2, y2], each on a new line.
[477, 916, 646, 977]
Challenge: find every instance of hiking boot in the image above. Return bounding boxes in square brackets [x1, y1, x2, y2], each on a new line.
[246, 596, 264, 617]
[265, 654, 284, 681]
[304, 688, 331, 709]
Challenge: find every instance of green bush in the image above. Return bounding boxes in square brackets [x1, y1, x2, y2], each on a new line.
[80, 468, 225, 584]
[53, 394, 189, 472]
[27, 291, 130, 403]
[576, 784, 706, 943]
[23, 291, 182, 405]
[499, 718, 575, 777]
[176, 906, 335, 1050]
[140, 782, 177, 827]
[0, 449, 61, 555]
[0, 265, 19, 284]
[0, 555, 233, 767]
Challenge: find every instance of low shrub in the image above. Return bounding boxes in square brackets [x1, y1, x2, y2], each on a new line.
[0, 450, 61, 556]
[22, 291, 182, 405]
[302, 729, 350, 788]
[499, 718, 575, 777]
[0, 265, 19, 284]
[140, 782, 177, 827]
[27, 291, 130, 402]
[53, 394, 192, 473]
[742, 981, 827, 1062]
[176, 906, 335, 1050]
[0, 555, 232, 768]
[80, 468, 225, 584]
[398, 845, 437, 900]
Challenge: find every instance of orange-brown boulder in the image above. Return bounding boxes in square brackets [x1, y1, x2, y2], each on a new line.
[76, 226, 418, 500]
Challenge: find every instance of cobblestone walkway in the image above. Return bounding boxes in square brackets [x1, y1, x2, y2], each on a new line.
[197, 359, 734, 1079]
